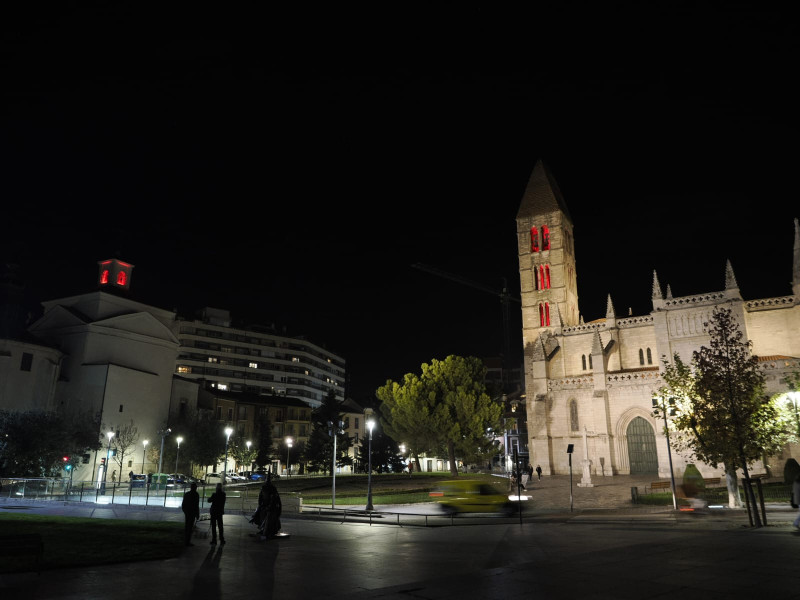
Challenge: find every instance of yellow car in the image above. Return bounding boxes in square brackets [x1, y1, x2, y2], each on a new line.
[429, 479, 516, 516]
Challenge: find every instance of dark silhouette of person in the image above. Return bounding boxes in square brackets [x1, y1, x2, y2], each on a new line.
[181, 482, 200, 546]
[536, 465, 542, 481]
[209, 482, 227, 544]
[262, 482, 282, 539]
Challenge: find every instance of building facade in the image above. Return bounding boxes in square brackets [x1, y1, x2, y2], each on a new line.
[517, 160, 800, 479]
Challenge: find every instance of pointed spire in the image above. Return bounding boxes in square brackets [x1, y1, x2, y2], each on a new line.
[592, 329, 603, 355]
[652, 270, 663, 300]
[579, 315, 584, 325]
[725, 259, 739, 290]
[606, 294, 615, 319]
[516, 159, 572, 223]
[666, 284, 673, 299]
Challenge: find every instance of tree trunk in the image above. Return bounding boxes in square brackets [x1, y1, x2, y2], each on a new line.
[724, 463, 741, 508]
[447, 440, 459, 476]
[740, 457, 762, 528]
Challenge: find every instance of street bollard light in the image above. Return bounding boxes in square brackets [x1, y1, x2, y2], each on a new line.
[223, 427, 233, 484]
[141, 439, 149, 475]
[286, 437, 293, 477]
[103, 430, 115, 494]
[366, 418, 375, 511]
[175, 436, 183, 478]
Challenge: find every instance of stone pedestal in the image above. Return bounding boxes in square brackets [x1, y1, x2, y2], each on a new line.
[577, 459, 594, 487]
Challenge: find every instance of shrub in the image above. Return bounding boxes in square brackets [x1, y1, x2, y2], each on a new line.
[681, 464, 704, 497]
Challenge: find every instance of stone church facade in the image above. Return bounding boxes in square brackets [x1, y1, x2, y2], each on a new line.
[517, 160, 800, 479]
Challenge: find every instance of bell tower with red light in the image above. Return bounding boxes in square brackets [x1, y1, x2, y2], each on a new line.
[97, 259, 134, 291]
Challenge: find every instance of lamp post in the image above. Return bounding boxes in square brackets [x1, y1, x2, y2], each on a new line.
[246, 440, 252, 474]
[157, 427, 171, 474]
[103, 430, 114, 493]
[141, 439, 149, 474]
[286, 437, 293, 477]
[366, 418, 375, 511]
[175, 436, 183, 477]
[223, 427, 233, 484]
[652, 396, 678, 511]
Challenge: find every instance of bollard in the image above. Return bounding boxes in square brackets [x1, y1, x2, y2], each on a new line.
[631, 487, 639, 503]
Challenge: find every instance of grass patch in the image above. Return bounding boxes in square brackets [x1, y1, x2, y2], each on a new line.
[0, 513, 183, 573]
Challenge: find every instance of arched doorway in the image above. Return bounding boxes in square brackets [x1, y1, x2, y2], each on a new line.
[626, 416, 658, 474]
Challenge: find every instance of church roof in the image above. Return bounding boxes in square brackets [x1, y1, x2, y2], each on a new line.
[516, 159, 572, 223]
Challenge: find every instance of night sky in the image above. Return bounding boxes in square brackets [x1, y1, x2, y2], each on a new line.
[2, 4, 798, 401]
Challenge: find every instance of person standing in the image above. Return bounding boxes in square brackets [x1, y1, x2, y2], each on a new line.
[536, 465, 542, 481]
[209, 482, 227, 544]
[181, 482, 200, 546]
[793, 474, 800, 530]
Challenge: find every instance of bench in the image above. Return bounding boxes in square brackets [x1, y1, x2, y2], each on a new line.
[0, 533, 44, 571]
[703, 477, 722, 487]
[646, 481, 671, 493]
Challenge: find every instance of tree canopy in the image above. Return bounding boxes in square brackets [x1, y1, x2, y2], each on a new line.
[659, 306, 791, 523]
[377, 355, 502, 476]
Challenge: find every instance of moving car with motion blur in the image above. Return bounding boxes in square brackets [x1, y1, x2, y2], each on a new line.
[429, 479, 518, 516]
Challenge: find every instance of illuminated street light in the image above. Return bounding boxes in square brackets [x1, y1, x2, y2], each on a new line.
[103, 430, 114, 494]
[366, 418, 375, 511]
[157, 427, 171, 474]
[175, 436, 183, 478]
[286, 437, 293, 477]
[223, 427, 233, 484]
[652, 396, 678, 511]
[246, 440, 252, 474]
[141, 439, 149, 474]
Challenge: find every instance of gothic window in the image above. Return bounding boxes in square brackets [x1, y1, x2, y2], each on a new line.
[544, 265, 551, 289]
[581, 355, 587, 370]
[541, 225, 550, 250]
[569, 399, 579, 431]
[539, 302, 550, 326]
[646, 348, 653, 365]
[116, 271, 127, 285]
[545, 302, 550, 325]
[589, 354, 593, 369]
[100, 270, 109, 284]
[533, 268, 540, 291]
[530, 227, 539, 252]
[539, 303, 544, 326]
[639, 349, 645, 366]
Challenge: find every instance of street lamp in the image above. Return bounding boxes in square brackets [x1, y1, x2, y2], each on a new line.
[223, 427, 233, 484]
[652, 396, 678, 511]
[366, 418, 375, 511]
[175, 436, 183, 477]
[141, 439, 149, 474]
[157, 427, 171, 474]
[286, 437, 293, 477]
[103, 430, 114, 493]
[246, 440, 252, 474]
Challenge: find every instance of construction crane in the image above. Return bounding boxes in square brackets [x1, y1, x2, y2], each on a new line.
[411, 262, 521, 377]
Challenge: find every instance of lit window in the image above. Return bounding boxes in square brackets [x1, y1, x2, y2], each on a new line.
[100, 270, 109, 284]
[541, 225, 550, 250]
[249, 362, 258, 368]
[177, 366, 191, 374]
[544, 265, 551, 289]
[218, 383, 228, 391]
[530, 227, 539, 252]
[539, 302, 550, 326]
[116, 271, 127, 285]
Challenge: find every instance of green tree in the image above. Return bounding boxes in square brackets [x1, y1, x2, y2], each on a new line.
[110, 420, 139, 478]
[355, 428, 405, 473]
[660, 307, 791, 525]
[378, 355, 503, 476]
[305, 391, 352, 474]
[253, 411, 274, 470]
[0, 409, 102, 477]
[229, 433, 258, 473]
[169, 411, 226, 475]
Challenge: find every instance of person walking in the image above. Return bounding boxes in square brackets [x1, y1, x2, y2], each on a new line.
[111, 470, 116, 483]
[181, 482, 200, 546]
[209, 482, 227, 545]
[536, 465, 542, 481]
[793, 474, 800, 530]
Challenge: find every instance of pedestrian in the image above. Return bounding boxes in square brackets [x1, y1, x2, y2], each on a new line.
[262, 482, 282, 539]
[536, 465, 542, 481]
[209, 482, 227, 545]
[181, 482, 200, 546]
[793, 474, 800, 530]
[509, 470, 518, 492]
[128, 470, 134, 481]
[111, 470, 116, 483]
[408, 461, 413, 476]
[527, 463, 533, 479]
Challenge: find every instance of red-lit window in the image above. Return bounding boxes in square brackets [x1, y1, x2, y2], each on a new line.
[539, 302, 551, 326]
[541, 226, 550, 251]
[544, 265, 551, 289]
[117, 271, 127, 285]
[100, 270, 109, 284]
[530, 227, 539, 252]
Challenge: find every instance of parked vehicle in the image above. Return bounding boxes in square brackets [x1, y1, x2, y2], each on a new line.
[130, 474, 147, 488]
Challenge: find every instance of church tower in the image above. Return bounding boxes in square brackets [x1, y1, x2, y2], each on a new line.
[516, 160, 578, 352]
